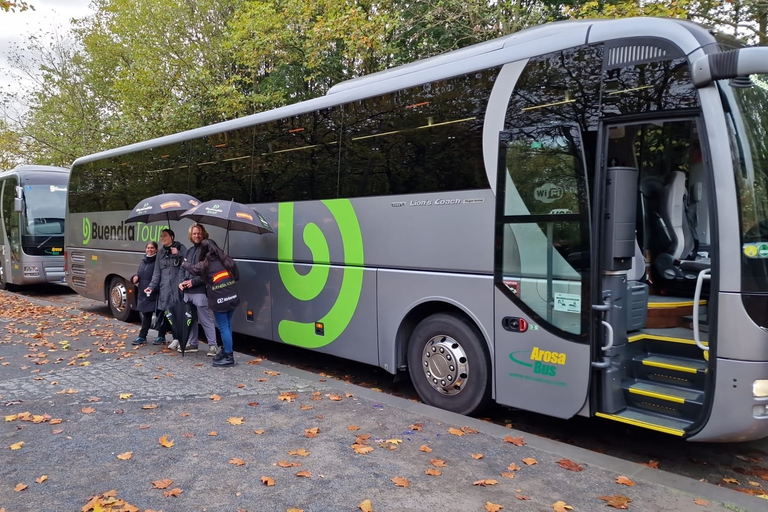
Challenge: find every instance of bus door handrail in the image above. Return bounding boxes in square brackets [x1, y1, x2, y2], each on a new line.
[693, 268, 711, 352]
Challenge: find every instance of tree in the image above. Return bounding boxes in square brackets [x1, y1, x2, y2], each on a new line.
[1, 1, 33, 13]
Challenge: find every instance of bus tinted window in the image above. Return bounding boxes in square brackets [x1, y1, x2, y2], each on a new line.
[340, 70, 496, 197]
[189, 130, 253, 203]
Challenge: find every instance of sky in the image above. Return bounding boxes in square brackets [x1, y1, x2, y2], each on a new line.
[0, 0, 95, 119]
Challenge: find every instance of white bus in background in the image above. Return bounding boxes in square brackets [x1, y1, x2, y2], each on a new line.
[65, 18, 768, 441]
[0, 165, 69, 289]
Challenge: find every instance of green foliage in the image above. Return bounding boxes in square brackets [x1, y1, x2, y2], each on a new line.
[0, 1, 33, 13]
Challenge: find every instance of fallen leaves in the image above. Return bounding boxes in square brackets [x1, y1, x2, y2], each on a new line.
[448, 427, 465, 436]
[473, 479, 499, 487]
[261, 476, 275, 486]
[358, 499, 374, 512]
[504, 435, 525, 446]
[598, 495, 633, 509]
[304, 427, 320, 438]
[391, 476, 409, 487]
[485, 503, 503, 512]
[279, 392, 298, 402]
[35, 475, 47, 484]
[425, 468, 442, 476]
[557, 459, 584, 472]
[553, 501, 573, 512]
[81, 407, 96, 414]
[10, 441, 24, 450]
[289, 449, 310, 457]
[616, 476, 635, 486]
[116, 452, 132, 460]
[163, 488, 183, 498]
[158, 435, 174, 448]
[227, 417, 244, 425]
[14, 483, 28, 492]
[522, 457, 538, 466]
[430, 458, 447, 467]
[229, 458, 246, 466]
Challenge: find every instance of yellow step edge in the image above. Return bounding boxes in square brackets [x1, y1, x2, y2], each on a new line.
[628, 387, 686, 404]
[648, 300, 707, 309]
[628, 333, 708, 347]
[642, 359, 699, 374]
[595, 412, 685, 436]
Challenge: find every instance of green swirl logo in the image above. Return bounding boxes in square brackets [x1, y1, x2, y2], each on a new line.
[82, 217, 91, 245]
[277, 199, 364, 348]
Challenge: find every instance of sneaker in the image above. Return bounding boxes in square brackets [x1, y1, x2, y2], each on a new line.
[213, 352, 234, 367]
[132, 337, 147, 346]
[153, 336, 165, 345]
[180, 345, 198, 353]
[168, 339, 180, 350]
[207, 345, 219, 357]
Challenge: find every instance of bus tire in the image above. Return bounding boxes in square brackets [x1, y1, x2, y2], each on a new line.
[407, 313, 492, 416]
[108, 277, 134, 322]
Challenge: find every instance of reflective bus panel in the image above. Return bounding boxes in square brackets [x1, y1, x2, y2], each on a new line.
[65, 18, 768, 441]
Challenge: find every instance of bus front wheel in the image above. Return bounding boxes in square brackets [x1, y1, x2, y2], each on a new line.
[108, 277, 134, 322]
[407, 313, 492, 416]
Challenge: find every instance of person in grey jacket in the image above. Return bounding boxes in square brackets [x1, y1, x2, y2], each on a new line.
[144, 228, 187, 346]
[131, 241, 159, 345]
[178, 223, 218, 356]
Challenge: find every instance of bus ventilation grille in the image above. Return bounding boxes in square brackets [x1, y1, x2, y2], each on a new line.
[607, 45, 669, 68]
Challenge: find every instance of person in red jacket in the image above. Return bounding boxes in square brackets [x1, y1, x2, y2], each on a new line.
[181, 238, 240, 367]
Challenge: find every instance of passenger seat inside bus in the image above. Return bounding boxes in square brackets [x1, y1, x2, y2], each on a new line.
[652, 170, 710, 296]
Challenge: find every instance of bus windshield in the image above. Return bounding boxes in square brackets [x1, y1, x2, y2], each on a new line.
[726, 74, 768, 294]
[21, 184, 66, 255]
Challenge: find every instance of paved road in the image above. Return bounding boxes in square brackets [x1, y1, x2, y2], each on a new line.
[3, 288, 767, 511]
[11, 284, 768, 501]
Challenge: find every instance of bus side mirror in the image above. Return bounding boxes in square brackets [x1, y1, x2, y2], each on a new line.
[13, 198, 22, 213]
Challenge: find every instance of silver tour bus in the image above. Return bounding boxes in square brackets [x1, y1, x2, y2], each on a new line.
[0, 165, 69, 289]
[65, 18, 768, 441]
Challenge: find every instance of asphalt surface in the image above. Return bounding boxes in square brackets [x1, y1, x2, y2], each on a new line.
[1, 290, 767, 511]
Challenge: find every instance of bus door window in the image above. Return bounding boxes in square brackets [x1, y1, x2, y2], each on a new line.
[1, 177, 21, 260]
[497, 125, 590, 337]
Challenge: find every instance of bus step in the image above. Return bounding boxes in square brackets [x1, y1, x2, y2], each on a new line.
[623, 380, 704, 419]
[681, 314, 708, 332]
[631, 354, 707, 389]
[596, 408, 691, 436]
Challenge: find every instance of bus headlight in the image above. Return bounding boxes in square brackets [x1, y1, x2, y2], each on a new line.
[753, 379, 768, 397]
[23, 265, 39, 277]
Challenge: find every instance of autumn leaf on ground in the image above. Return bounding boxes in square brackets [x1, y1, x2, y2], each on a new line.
[722, 477, 739, 484]
[358, 499, 374, 512]
[229, 458, 246, 466]
[522, 457, 538, 465]
[227, 417, 244, 425]
[119, 393, 132, 399]
[14, 483, 28, 492]
[501, 471, 516, 479]
[208, 431, 218, 436]
[504, 435, 525, 446]
[304, 427, 319, 438]
[641, 460, 659, 468]
[448, 427, 465, 436]
[81, 407, 96, 414]
[163, 488, 182, 498]
[391, 477, 409, 487]
[296, 470, 311, 477]
[117, 452, 132, 460]
[419, 445, 432, 453]
[616, 476, 634, 486]
[210, 394, 221, 401]
[557, 459, 584, 471]
[352, 444, 374, 454]
[430, 458, 447, 467]
[410, 423, 423, 431]
[159, 435, 174, 448]
[142, 404, 158, 410]
[472, 453, 484, 460]
[485, 502, 503, 512]
[253, 429, 264, 435]
[264, 370, 280, 376]
[36, 475, 47, 484]
[277, 460, 301, 468]
[507, 463, 521, 471]
[553, 501, 573, 512]
[152, 479, 173, 489]
[300, 405, 313, 410]
[327, 393, 343, 401]
[473, 479, 498, 487]
[598, 495, 633, 509]
[348, 425, 360, 431]
[261, 476, 275, 486]
[694, 498, 709, 506]
[289, 449, 310, 457]
[10, 441, 24, 450]
[425, 468, 442, 476]
[279, 392, 298, 402]
[461, 426, 479, 434]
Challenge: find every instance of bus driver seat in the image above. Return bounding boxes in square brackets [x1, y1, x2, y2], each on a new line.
[653, 171, 710, 295]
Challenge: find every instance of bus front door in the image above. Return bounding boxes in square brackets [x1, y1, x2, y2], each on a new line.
[493, 126, 593, 419]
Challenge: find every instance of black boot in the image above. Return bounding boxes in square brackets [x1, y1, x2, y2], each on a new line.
[213, 349, 226, 362]
[213, 352, 234, 367]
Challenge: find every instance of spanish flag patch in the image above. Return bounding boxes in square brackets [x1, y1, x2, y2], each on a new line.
[212, 270, 231, 283]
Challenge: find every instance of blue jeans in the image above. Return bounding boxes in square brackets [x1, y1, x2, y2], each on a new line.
[213, 309, 234, 353]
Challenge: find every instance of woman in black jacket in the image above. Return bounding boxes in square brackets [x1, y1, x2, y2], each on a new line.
[131, 241, 159, 345]
[182, 238, 239, 367]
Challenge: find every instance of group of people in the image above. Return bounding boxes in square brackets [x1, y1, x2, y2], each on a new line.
[131, 224, 240, 367]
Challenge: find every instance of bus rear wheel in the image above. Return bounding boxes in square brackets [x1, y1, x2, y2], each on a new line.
[108, 277, 134, 322]
[407, 313, 491, 416]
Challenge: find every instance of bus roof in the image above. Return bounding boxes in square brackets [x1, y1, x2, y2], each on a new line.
[70, 17, 716, 167]
[0, 165, 70, 179]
